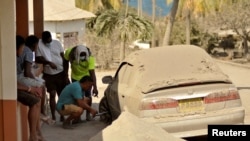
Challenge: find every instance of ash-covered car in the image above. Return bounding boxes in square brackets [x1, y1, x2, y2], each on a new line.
[99, 45, 245, 138]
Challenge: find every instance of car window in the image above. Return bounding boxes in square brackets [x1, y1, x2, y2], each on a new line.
[121, 64, 133, 85]
[114, 62, 133, 85]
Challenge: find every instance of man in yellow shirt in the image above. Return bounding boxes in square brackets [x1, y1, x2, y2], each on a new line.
[64, 45, 98, 121]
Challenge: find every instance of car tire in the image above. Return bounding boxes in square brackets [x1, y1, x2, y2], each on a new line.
[99, 96, 112, 124]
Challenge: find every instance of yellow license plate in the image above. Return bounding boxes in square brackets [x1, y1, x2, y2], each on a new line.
[178, 98, 204, 113]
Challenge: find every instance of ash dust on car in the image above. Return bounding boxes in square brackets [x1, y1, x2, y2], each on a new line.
[97, 45, 244, 139]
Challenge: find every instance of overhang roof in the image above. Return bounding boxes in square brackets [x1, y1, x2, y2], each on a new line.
[29, 0, 95, 21]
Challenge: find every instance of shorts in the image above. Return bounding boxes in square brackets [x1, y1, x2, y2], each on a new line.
[17, 90, 40, 107]
[58, 104, 83, 116]
[43, 71, 69, 95]
[17, 73, 44, 87]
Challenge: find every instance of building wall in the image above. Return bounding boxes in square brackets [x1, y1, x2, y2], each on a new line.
[0, 0, 20, 141]
[29, 20, 86, 49]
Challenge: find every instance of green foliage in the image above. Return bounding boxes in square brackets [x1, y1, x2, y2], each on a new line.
[169, 18, 211, 48]
[87, 9, 153, 42]
[75, 0, 121, 12]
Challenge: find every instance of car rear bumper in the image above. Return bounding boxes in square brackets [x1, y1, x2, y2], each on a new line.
[142, 107, 245, 138]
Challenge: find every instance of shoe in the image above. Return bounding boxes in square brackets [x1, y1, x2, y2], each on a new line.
[62, 122, 74, 129]
[86, 113, 95, 121]
[40, 116, 55, 125]
[60, 116, 65, 122]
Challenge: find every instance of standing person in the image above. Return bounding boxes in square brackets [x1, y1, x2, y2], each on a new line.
[17, 35, 54, 124]
[36, 31, 69, 121]
[64, 45, 98, 120]
[16, 35, 45, 141]
[56, 76, 98, 129]
[17, 35, 48, 117]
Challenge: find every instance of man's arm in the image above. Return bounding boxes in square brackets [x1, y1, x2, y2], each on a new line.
[76, 98, 97, 116]
[35, 56, 51, 64]
[61, 52, 69, 75]
[24, 61, 36, 79]
[17, 82, 42, 97]
[17, 81, 31, 92]
[89, 69, 98, 97]
[88, 56, 98, 97]
[35, 56, 57, 69]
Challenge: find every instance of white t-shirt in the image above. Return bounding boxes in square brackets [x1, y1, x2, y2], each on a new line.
[36, 39, 64, 75]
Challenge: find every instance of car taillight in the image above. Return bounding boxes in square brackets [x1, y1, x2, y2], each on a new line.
[204, 89, 240, 104]
[140, 98, 178, 110]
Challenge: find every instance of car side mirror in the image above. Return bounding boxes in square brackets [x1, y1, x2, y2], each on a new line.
[102, 75, 113, 84]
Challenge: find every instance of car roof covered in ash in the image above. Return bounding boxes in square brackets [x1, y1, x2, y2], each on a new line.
[123, 45, 232, 93]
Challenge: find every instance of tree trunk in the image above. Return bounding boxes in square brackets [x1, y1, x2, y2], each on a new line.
[120, 41, 126, 62]
[138, 0, 142, 17]
[137, 0, 140, 16]
[125, 0, 129, 16]
[186, 9, 191, 45]
[163, 0, 179, 45]
[243, 37, 248, 55]
[151, 0, 156, 47]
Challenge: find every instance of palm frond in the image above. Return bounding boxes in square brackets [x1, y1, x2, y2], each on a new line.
[87, 9, 153, 42]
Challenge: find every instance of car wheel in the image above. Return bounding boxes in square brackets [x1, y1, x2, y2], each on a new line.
[99, 96, 112, 124]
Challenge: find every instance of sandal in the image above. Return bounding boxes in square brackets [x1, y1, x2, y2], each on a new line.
[40, 116, 56, 125]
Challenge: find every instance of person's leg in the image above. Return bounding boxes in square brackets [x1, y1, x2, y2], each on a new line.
[35, 100, 46, 141]
[28, 102, 40, 141]
[40, 86, 46, 115]
[49, 90, 57, 120]
[85, 90, 93, 121]
[17, 91, 41, 141]
[43, 73, 57, 120]
[59, 105, 83, 129]
[56, 72, 70, 122]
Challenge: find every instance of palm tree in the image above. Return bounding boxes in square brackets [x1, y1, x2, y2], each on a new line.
[138, 0, 142, 17]
[151, 0, 156, 47]
[163, 0, 179, 45]
[75, 0, 122, 12]
[164, 0, 220, 45]
[184, 0, 216, 45]
[87, 9, 153, 61]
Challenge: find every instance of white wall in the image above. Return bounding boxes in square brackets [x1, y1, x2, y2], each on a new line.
[0, 0, 17, 100]
[1, 0, 21, 140]
[29, 20, 86, 48]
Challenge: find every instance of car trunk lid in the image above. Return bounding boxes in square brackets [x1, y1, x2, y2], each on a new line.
[139, 83, 241, 117]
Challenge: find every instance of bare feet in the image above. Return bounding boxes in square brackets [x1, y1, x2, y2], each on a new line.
[37, 130, 46, 141]
[37, 135, 46, 141]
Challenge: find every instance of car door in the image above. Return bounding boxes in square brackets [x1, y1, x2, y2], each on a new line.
[107, 62, 133, 113]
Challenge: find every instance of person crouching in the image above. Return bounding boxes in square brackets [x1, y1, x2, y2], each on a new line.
[56, 76, 98, 129]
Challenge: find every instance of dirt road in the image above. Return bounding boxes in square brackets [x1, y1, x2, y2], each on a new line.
[41, 61, 250, 141]
[216, 60, 250, 124]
